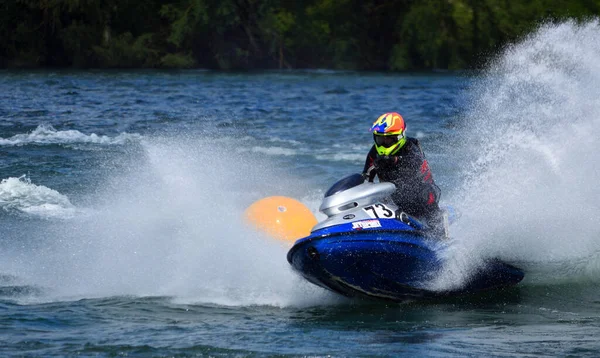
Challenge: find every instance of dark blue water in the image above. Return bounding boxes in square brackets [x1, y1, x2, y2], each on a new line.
[2, 21, 600, 357]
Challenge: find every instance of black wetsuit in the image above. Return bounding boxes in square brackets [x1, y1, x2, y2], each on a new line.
[362, 137, 443, 230]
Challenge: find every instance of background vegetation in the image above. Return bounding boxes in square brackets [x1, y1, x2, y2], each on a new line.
[1, 0, 598, 70]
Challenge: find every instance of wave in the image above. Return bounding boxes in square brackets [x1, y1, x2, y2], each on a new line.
[0, 124, 141, 147]
[250, 146, 297, 156]
[314, 153, 365, 162]
[0, 176, 77, 219]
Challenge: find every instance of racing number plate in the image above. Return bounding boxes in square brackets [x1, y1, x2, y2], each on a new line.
[362, 203, 395, 219]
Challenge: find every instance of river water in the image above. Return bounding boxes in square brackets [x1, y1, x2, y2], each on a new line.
[1, 21, 600, 357]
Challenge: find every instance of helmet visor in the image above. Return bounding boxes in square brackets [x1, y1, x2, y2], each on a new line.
[374, 134, 401, 148]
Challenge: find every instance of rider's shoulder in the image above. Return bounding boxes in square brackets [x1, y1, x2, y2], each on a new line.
[406, 137, 419, 145]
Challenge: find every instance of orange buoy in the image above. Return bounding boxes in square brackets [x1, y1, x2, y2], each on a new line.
[244, 196, 318, 243]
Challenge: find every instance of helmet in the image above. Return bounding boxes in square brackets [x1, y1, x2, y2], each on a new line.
[370, 112, 407, 155]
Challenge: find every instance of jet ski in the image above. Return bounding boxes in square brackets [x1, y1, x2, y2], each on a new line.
[286, 173, 524, 301]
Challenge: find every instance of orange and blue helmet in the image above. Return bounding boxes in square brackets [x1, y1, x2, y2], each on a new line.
[370, 112, 407, 155]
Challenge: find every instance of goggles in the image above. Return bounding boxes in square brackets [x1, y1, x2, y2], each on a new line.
[373, 133, 403, 148]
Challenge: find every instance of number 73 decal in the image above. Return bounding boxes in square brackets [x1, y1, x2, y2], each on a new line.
[363, 203, 395, 219]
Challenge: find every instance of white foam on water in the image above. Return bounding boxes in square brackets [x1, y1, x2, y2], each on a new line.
[0, 176, 77, 219]
[250, 146, 297, 156]
[0, 124, 141, 146]
[267, 136, 302, 145]
[314, 153, 365, 163]
[431, 20, 600, 290]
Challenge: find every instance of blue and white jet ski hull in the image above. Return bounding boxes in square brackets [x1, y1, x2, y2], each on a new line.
[287, 218, 524, 301]
[286, 174, 525, 301]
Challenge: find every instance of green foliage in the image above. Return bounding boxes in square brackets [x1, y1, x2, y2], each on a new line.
[160, 53, 196, 68]
[2, 0, 600, 69]
[303, 0, 361, 69]
[159, 1, 210, 48]
[92, 33, 160, 68]
[395, 0, 474, 70]
[59, 21, 98, 67]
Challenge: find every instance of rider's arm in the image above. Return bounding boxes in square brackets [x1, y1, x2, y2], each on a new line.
[410, 139, 441, 204]
[362, 145, 378, 182]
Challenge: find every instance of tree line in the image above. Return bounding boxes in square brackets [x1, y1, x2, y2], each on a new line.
[1, 0, 598, 70]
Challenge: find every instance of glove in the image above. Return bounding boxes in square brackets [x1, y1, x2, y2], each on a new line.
[374, 155, 399, 170]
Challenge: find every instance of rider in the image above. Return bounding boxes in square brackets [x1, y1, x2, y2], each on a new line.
[362, 112, 444, 234]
